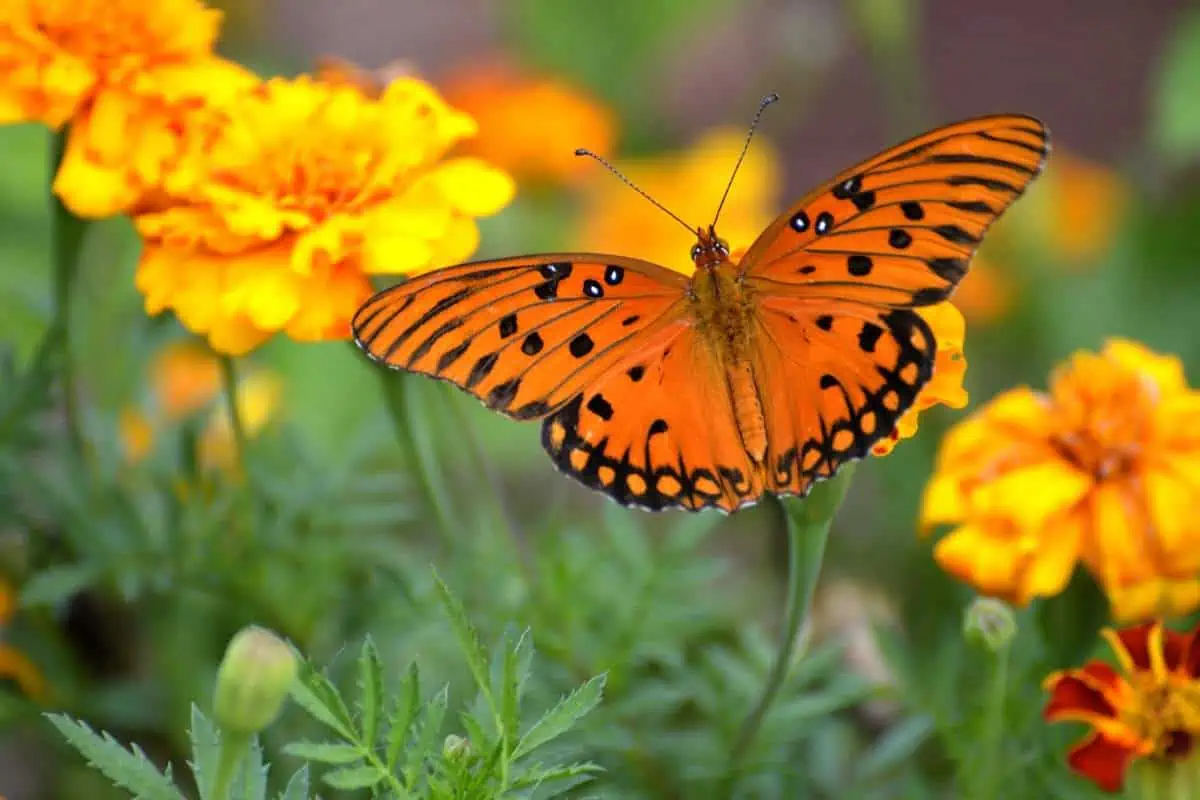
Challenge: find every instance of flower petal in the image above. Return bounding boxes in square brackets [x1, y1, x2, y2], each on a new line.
[1066, 732, 1138, 793]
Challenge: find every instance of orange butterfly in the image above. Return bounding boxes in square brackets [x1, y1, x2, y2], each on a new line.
[354, 103, 1049, 512]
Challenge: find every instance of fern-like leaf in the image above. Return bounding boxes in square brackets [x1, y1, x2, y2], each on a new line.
[46, 713, 182, 800]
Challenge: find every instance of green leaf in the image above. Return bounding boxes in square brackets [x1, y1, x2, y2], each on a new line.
[495, 626, 532, 746]
[357, 637, 383, 748]
[283, 741, 364, 765]
[403, 686, 448, 787]
[46, 713, 182, 800]
[433, 571, 492, 702]
[1154, 7, 1200, 164]
[321, 763, 387, 791]
[855, 714, 934, 782]
[385, 662, 421, 770]
[1035, 568, 1108, 670]
[277, 766, 310, 800]
[187, 706, 220, 800]
[508, 761, 602, 791]
[290, 667, 356, 740]
[513, 674, 606, 760]
[20, 563, 99, 608]
[232, 737, 268, 800]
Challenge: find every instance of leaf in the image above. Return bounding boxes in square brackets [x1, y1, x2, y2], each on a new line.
[283, 741, 365, 765]
[46, 713, 182, 800]
[1035, 568, 1108, 670]
[357, 637, 383, 748]
[290, 667, 356, 740]
[187, 706, 220, 800]
[433, 571, 492, 702]
[402, 686, 448, 788]
[385, 662, 421, 770]
[855, 714, 934, 782]
[232, 737, 268, 800]
[508, 761, 602, 791]
[1154, 7, 1200, 163]
[277, 766, 311, 800]
[494, 626, 532, 746]
[321, 764, 388, 791]
[20, 563, 100, 608]
[513, 674, 606, 760]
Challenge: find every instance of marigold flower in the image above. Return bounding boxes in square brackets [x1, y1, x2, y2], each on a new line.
[1044, 621, 1200, 792]
[578, 129, 967, 456]
[1044, 149, 1129, 268]
[133, 75, 514, 354]
[922, 339, 1200, 619]
[0, 0, 256, 217]
[442, 58, 617, 185]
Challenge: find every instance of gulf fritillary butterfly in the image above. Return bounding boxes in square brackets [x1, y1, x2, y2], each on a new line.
[354, 105, 1049, 512]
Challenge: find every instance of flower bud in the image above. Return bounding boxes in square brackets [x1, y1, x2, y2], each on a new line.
[443, 734, 474, 763]
[963, 597, 1017, 652]
[213, 626, 298, 735]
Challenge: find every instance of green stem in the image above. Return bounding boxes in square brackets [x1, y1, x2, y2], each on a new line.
[48, 129, 89, 454]
[219, 355, 247, 467]
[976, 642, 1009, 800]
[727, 466, 855, 773]
[211, 731, 251, 800]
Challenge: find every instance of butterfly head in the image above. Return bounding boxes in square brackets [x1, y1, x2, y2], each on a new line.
[690, 226, 732, 270]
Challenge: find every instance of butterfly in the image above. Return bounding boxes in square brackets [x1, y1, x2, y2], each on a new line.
[354, 108, 1049, 513]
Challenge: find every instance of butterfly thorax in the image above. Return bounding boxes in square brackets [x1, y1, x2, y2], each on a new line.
[687, 231, 770, 465]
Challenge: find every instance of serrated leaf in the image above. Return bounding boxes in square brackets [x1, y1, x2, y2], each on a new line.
[357, 637, 383, 749]
[46, 713, 182, 800]
[386, 662, 421, 770]
[321, 763, 387, 791]
[232, 737, 268, 800]
[513, 674, 605, 760]
[403, 686, 447, 788]
[283, 741, 364, 765]
[187, 706, 220, 800]
[433, 572, 492, 703]
[508, 761, 602, 791]
[290, 668, 356, 740]
[495, 627, 531, 746]
[277, 765, 310, 800]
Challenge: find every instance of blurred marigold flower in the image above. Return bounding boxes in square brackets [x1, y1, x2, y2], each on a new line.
[120, 340, 280, 470]
[922, 339, 1200, 620]
[1043, 149, 1129, 268]
[441, 58, 617, 185]
[578, 128, 967, 456]
[0, 579, 46, 701]
[1044, 621, 1200, 792]
[0, 0, 256, 217]
[133, 75, 515, 354]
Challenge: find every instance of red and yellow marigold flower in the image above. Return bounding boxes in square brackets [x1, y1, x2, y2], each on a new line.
[133, 75, 515, 354]
[922, 339, 1200, 620]
[1044, 621, 1200, 793]
[0, 0, 255, 217]
[441, 57, 617, 186]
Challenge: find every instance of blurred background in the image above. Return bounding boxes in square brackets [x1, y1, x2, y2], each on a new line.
[2, 0, 1199, 797]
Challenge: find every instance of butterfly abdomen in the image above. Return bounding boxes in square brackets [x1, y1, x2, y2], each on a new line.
[728, 361, 768, 463]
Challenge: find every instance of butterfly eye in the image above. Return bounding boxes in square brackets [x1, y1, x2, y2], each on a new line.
[715, 239, 731, 256]
[690, 244, 703, 260]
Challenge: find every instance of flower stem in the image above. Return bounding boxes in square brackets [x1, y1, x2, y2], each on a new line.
[219, 355, 247, 466]
[976, 640, 1010, 800]
[727, 466, 855, 773]
[48, 129, 89, 454]
[211, 731, 250, 800]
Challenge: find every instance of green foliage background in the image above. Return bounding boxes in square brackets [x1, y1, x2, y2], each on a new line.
[3, 0, 1200, 797]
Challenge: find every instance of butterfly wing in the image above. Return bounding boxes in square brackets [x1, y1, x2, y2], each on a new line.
[353, 255, 689, 420]
[738, 114, 1049, 497]
[739, 114, 1050, 306]
[540, 322, 762, 513]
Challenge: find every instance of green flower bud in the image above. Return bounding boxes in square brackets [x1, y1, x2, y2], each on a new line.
[443, 734, 474, 763]
[213, 626, 298, 735]
[963, 597, 1017, 652]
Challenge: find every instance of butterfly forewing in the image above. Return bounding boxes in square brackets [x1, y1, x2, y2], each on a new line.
[739, 114, 1050, 307]
[353, 255, 688, 420]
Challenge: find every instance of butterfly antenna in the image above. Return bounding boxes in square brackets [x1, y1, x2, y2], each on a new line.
[711, 92, 779, 230]
[575, 148, 696, 236]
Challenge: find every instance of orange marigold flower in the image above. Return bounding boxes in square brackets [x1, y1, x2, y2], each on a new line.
[578, 129, 967, 455]
[1044, 149, 1129, 268]
[922, 339, 1200, 619]
[133, 75, 515, 354]
[1044, 621, 1200, 792]
[0, 0, 256, 217]
[441, 58, 617, 185]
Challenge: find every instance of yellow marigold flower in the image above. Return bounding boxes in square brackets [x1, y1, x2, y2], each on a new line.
[442, 57, 617, 185]
[134, 75, 515, 354]
[0, 0, 256, 217]
[922, 339, 1200, 619]
[1044, 621, 1200, 793]
[0, 579, 46, 701]
[199, 371, 281, 470]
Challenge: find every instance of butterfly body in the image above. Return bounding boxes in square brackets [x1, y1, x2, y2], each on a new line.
[355, 114, 1050, 513]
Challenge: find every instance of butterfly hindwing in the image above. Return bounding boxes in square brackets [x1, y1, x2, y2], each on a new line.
[541, 324, 762, 512]
[740, 114, 1050, 307]
[353, 255, 688, 420]
[751, 299, 937, 498]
